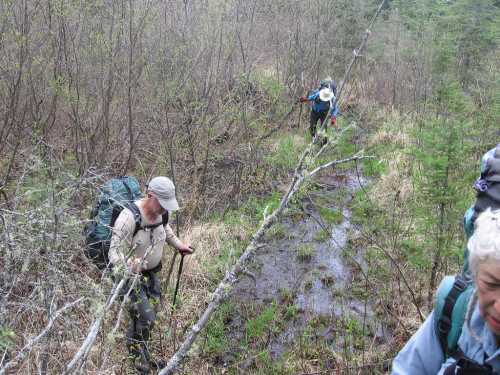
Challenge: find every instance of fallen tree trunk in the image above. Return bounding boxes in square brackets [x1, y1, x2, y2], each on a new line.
[157, 147, 373, 374]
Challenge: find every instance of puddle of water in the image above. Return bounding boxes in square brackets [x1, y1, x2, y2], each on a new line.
[226, 171, 387, 362]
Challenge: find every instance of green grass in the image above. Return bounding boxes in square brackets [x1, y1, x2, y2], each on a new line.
[246, 304, 277, 341]
[314, 229, 331, 242]
[240, 191, 282, 224]
[265, 222, 287, 240]
[0, 326, 15, 351]
[204, 302, 235, 354]
[284, 305, 299, 321]
[253, 350, 291, 375]
[362, 157, 388, 177]
[297, 243, 315, 261]
[265, 135, 302, 171]
[318, 206, 343, 224]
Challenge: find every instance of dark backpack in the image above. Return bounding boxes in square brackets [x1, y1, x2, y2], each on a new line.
[83, 176, 168, 269]
[463, 144, 500, 273]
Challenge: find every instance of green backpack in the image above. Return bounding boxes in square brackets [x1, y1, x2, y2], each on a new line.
[83, 176, 144, 269]
[83, 176, 169, 270]
[434, 275, 475, 356]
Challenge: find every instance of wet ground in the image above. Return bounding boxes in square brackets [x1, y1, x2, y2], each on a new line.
[223, 170, 389, 366]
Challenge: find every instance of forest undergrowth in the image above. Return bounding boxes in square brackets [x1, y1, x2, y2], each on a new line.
[1, 0, 499, 374]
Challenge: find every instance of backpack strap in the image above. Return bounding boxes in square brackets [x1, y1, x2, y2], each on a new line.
[444, 348, 496, 375]
[127, 203, 169, 237]
[435, 275, 474, 357]
[126, 202, 143, 237]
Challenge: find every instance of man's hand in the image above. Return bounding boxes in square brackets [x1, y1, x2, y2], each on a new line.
[298, 97, 308, 103]
[331, 116, 337, 125]
[178, 243, 195, 255]
[127, 258, 142, 273]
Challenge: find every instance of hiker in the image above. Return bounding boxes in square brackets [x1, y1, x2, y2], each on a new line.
[392, 208, 500, 374]
[299, 84, 339, 138]
[319, 76, 337, 97]
[109, 176, 193, 373]
[464, 143, 500, 238]
[462, 143, 500, 274]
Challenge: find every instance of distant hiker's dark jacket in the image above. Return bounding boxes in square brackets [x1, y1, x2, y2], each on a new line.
[306, 89, 339, 117]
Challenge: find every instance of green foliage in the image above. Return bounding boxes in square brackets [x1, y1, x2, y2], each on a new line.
[204, 302, 235, 354]
[241, 191, 282, 222]
[351, 189, 384, 229]
[253, 350, 290, 375]
[297, 243, 315, 261]
[246, 304, 277, 341]
[284, 305, 299, 321]
[335, 126, 358, 157]
[362, 158, 388, 177]
[252, 72, 286, 102]
[265, 222, 287, 240]
[400, 239, 430, 269]
[265, 136, 303, 172]
[206, 238, 248, 282]
[314, 229, 331, 242]
[318, 206, 343, 224]
[0, 326, 15, 351]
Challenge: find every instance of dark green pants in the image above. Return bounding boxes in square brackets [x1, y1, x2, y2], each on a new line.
[124, 266, 162, 356]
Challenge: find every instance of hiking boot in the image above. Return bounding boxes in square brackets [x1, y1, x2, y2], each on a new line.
[149, 357, 167, 370]
[132, 353, 150, 374]
[128, 347, 151, 374]
[140, 345, 167, 370]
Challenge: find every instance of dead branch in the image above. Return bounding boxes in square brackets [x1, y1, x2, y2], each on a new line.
[309, 154, 375, 177]
[0, 298, 83, 375]
[157, 147, 374, 374]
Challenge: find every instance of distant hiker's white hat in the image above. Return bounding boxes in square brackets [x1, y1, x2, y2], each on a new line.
[319, 88, 334, 102]
[148, 176, 179, 211]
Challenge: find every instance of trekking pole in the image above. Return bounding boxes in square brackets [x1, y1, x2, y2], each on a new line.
[171, 253, 185, 313]
[164, 138, 181, 292]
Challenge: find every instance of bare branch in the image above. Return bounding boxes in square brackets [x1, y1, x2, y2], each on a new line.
[0, 298, 83, 375]
[309, 155, 375, 177]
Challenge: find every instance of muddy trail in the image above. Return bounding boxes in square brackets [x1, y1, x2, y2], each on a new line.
[212, 169, 390, 372]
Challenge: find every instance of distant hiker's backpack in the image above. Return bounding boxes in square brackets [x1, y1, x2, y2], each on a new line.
[434, 275, 475, 357]
[84, 176, 168, 269]
[463, 144, 500, 272]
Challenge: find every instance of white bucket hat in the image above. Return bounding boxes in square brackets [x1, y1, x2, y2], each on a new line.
[319, 88, 334, 102]
[148, 176, 179, 211]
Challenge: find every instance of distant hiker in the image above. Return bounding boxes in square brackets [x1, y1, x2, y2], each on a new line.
[299, 85, 339, 138]
[109, 176, 194, 373]
[392, 208, 500, 374]
[319, 76, 338, 97]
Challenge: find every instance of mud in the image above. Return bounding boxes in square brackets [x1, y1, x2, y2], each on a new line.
[224, 170, 390, 365]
